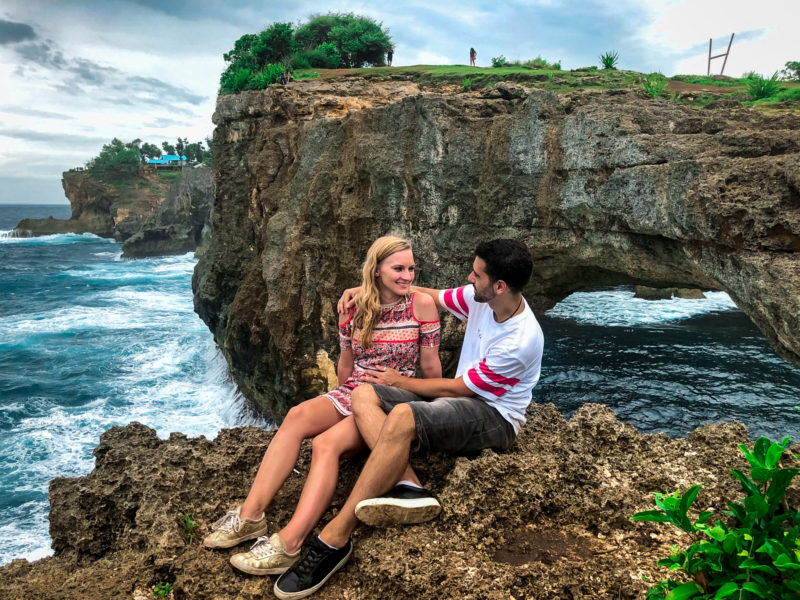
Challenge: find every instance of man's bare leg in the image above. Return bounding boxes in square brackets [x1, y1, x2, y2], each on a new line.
[318, 403, 418, 547]
[351, 385, 420, 486]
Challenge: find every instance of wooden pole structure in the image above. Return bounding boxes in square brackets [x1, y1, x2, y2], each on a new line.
[707, 33, 735, 76]
[720, 33, 734, 75]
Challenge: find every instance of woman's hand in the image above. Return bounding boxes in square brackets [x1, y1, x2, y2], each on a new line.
[361, 366, 403, 387]
[337, 287, 361, 314]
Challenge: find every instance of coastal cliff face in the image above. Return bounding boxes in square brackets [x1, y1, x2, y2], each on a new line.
[14, 168, 213, 256]
[4, 403, 793, 599]
[121, 167, 214, 258]
[193, 79, 800, 417]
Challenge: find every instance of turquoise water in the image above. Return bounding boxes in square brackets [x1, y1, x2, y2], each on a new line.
[0, 205, 265, 565]
[1, 204, 799, 567]
[538, 290, 800, 440]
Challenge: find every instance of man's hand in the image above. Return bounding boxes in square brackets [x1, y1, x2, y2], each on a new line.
[361, 366, 404, 387]
[337, 287, 361, 314]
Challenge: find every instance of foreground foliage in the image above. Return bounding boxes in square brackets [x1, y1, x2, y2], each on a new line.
[632, 436, 800, 600]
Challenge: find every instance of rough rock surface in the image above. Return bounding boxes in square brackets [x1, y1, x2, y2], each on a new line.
[193, 79, 800, 416]
[3, 403, 794, 599]
[13, 169, 213, 256]
[122, 167, 214, 258]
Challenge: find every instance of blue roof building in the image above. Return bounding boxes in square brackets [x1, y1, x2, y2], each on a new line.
[147, 154, 187, 165]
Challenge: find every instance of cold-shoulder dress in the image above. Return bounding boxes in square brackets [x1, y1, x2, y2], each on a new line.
[326, 293, 440, 415]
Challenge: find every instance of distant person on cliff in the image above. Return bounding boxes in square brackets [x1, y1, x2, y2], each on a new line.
[470, 47, 477, 66]
[386, 47, 393, 66]
[202, 235, 441, 578]
[273, 239, 543, 600]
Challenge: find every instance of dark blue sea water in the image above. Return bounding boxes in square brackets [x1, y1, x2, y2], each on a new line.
[1, 204, 799, 566]
[0, 205, 264, 565]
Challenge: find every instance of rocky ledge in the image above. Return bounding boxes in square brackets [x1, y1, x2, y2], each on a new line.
[13, 167, 213, 257]
[194, 79, 800, 418]
[2, 403, 795, 599]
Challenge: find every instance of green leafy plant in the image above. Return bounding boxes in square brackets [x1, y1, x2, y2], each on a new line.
[599, 50, 619, 70]
[152, 582, 172, 598]
[632, 436, 800, 600]
[523, 55, 561, 70]
[491, 55, 507, 68]
[642, 73, 669, 98]
[746, 73, 782, 100]
[461, 77, 472, 92]
[181, 513, 198, 544]
[219, 13, 392, 94]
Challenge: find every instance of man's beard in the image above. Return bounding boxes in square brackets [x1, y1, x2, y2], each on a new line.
[473, 287, 495, 303]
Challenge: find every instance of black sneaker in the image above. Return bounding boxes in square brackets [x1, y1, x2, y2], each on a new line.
[354, 484, 441, 526]
[273, 536, 353, 600]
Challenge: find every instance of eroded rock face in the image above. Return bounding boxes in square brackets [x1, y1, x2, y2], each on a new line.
[3, 404, 792, 599]
[193, 79, 800, 416]
[122, 167, 213, 258]
[13, 169, 214, 257]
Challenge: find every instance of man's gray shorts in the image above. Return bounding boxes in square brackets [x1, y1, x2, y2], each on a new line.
[371, 384, 515, 455]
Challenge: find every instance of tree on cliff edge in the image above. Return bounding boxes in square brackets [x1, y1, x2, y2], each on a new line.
[219, 13, 392, 94]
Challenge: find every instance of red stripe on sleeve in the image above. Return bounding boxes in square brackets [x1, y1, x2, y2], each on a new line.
[478, 359, 520, 386]
[467, 368, 506, 397]
[455, 286, 470, 316]
[443, 289, 466, 318]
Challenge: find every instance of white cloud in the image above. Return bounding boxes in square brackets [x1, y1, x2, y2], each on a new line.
[641, 0, 797, 75]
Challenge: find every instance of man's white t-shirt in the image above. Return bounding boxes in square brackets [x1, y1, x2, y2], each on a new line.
[439, 284, 544, 434]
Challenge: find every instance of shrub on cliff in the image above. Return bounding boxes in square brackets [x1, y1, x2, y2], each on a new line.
[294, 13, 391, 68]
[219, 13, 392, 93]
[85, 137, 212, 180]
[780, 61, 800, 82]
[632, 436, 800, 599]
[87, 138, 142, 180]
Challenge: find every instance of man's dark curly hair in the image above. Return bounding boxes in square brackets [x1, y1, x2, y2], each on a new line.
[475, 239, 532, 293]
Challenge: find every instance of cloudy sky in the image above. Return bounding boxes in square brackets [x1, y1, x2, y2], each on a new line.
[0, 0, 796, 204]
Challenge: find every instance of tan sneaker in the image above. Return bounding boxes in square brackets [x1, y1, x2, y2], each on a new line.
[203, 508, 268, 549]
[230, 533, 300, 575]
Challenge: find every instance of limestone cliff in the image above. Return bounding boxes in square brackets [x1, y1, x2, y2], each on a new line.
[193, 78, 800, 417]
[13, 168, 213, 256]
[121, 167, 214, 258]
[4, 404, 795, 599]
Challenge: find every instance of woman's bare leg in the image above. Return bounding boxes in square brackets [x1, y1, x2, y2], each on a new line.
[277, 416, 365, 553]
[239, 396, 344, 520]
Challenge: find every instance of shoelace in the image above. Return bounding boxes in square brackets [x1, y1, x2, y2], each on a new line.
[294, 543, 324, 576]
[249, 536, 277, 558]
[210, 510, 240, 532]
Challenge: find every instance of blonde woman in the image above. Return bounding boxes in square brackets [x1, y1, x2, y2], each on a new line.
[203, 235, 441, 575]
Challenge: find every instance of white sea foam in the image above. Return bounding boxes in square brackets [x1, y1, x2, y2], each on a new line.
[545, 289, 738, 326]
[0, 232, 112, 245]
[0, 246, 263, 566]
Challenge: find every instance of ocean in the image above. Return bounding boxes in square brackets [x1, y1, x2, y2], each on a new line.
[0, 205, 265, 565]
[1, 204, 799, 566]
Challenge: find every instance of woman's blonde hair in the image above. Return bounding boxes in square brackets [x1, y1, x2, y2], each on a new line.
[352, 235, 413, 348]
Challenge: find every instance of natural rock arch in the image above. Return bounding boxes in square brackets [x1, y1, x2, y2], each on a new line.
[194, 80, 800, 416]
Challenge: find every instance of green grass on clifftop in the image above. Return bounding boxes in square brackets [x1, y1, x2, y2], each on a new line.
[291, 65, 800, 112]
